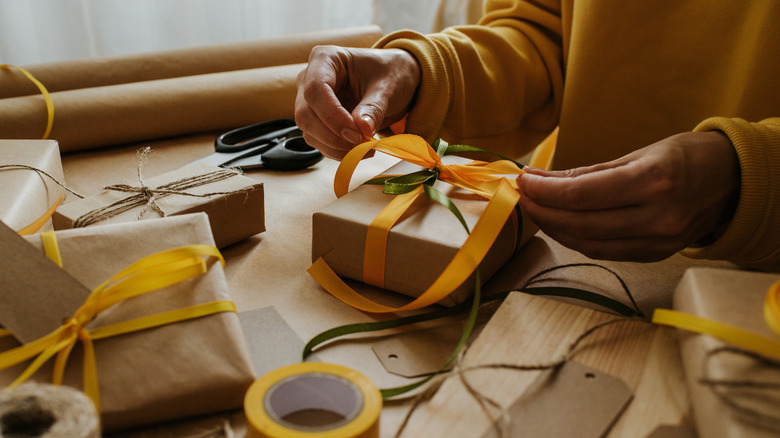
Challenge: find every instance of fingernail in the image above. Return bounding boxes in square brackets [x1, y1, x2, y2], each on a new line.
[341, 128, 363, 144]
[361, 115, 376, 136]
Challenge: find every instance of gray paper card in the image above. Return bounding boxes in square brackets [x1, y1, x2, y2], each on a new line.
[238, 306, 308, 377]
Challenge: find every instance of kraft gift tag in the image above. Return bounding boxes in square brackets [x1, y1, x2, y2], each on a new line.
[481, 361, 632, 438]
[0, 221, 90, 343]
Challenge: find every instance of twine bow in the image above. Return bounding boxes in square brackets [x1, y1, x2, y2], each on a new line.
[74, 147, 244, 228]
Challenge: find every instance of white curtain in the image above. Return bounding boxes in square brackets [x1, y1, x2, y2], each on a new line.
[0, 0, 483, 66]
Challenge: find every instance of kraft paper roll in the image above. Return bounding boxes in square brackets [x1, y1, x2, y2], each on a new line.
[0, 26, 383, 99]
[0, 63, 304, 153]
[244, 362, 382, 438]
[0, 383, 100, 438]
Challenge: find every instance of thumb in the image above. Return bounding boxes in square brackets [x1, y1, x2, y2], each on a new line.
[351, 91, 387, 139]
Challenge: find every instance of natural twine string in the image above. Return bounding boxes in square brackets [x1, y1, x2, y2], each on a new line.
[73, 147, 247, 228]
[392, 316, 643, 438]
[0, 165, 84, 199]
[0, 383, 99, 438]
[699, 346, 780, 430]
[393, 263, 647, 438]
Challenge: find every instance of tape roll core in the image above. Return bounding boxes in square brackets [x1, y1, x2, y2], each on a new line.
[245, 363, 381, 438]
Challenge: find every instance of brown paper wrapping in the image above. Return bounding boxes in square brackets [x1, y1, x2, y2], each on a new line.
[0, 26, 384, 153]
[0, 26, 383, 98]
[673, 267, 780, 438]
[14, 213, 256, 432]
[311, 156, 538, 306]
[0, 140, 65, 232]
[53, 162, 264, 249]
[0, 64, 302, 153]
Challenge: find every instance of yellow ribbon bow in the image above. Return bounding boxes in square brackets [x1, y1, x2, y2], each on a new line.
[0, 234, 235, 412]
[309, 133, 555, 313]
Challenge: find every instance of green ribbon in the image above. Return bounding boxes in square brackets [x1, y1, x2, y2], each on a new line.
[304, 139, 641, 399]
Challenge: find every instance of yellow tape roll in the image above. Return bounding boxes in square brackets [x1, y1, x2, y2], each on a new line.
[245, 363, 382, 438]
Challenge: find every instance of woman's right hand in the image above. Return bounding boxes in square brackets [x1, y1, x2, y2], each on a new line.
[294, 46, 421, 160]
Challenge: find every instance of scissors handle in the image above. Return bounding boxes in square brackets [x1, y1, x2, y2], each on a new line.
[262, 137, 324, 171]
[215, 118, 298, 153]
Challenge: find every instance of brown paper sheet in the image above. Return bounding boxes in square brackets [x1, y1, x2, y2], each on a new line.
[395, 292, 688, 437]
[0, 139, 65, 231]
[312, 156, 537, 306]
[673, 267, 780, 438]
[53, 162, 265, 249]
[0, 26, 383, 98]
[8, 213, 256, 432]
[0, 221, 90, 343]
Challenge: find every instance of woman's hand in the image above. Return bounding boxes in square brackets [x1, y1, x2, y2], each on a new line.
[517, 131, 741, 262]
[295, 46, 421, 160]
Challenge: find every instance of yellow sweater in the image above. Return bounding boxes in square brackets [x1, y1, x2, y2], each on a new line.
[376, 0, 780, 271]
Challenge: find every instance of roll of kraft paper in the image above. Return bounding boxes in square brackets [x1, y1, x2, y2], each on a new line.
[0, 383, 100, 438]
[0, 25, 383, 98]
[0, 63, 304, 153]
[245, 362, 382, 438]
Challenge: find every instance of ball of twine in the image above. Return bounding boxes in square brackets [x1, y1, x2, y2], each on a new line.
[0, 383, 99, 438]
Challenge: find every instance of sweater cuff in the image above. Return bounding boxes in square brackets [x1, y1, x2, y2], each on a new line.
[374, 31, 452, 144]
[682, 117, 780, 270]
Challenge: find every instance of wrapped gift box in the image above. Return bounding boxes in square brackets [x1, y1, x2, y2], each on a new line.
[673, 267, 780, 438]
[53, 161, 264, 248]
[0, 213, 255, 431]
[312, 156, 537, 306]
[0, 139, 65, 232]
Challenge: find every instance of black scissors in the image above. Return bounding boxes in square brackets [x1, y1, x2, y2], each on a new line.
[192, 118, 323, 170]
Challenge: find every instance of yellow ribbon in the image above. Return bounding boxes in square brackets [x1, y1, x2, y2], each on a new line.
[0, 65, 54, 139]
[0, 232, 236, 412]
[15, 195, 64, 237]
[652, 279, 780, 362]
[309, 134, 544, 313]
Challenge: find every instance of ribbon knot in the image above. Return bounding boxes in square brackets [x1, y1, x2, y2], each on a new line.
[311, 134, 529, 310]
[0, 241, 233, 413]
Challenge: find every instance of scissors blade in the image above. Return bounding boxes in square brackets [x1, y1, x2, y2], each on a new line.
[191, 143, 271, 168]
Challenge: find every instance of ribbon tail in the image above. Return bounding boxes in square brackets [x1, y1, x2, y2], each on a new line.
[81, 334, 101, 413]
[310, 180, 520, 313]
[17, 195, 64, 236]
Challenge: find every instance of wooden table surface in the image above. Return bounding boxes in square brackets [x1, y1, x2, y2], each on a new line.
[57, 132, 734, 438]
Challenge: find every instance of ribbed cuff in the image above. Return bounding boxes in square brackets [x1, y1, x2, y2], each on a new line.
[374, 30, 452, 144]
[682, 117, 780, 270]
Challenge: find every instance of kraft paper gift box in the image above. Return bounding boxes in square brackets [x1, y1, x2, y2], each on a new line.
[53, 161, 264, 248]
[672, 267, 780, 438]
[0, 213, 256, 431]
[311, 155, 538, 306]
[0, 139, 65, 232]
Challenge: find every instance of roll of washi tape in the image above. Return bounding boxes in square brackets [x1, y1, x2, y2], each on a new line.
[245, 362, 382, 438]
[0, 383, 100, 438]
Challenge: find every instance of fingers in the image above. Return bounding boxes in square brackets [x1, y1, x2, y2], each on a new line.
[518, 158, 670, 211]
[295, 46, 421, 160]
[295, 49, 363, 160]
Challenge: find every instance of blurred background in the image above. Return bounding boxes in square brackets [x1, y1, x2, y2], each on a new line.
[0, 0, 482, 65]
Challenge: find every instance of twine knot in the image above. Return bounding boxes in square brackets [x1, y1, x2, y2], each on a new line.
[73, 147, 245, 228]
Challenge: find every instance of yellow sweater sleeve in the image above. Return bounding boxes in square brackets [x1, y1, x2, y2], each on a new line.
[683, 117, 780, 271]
[374, 0, 565, 158]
